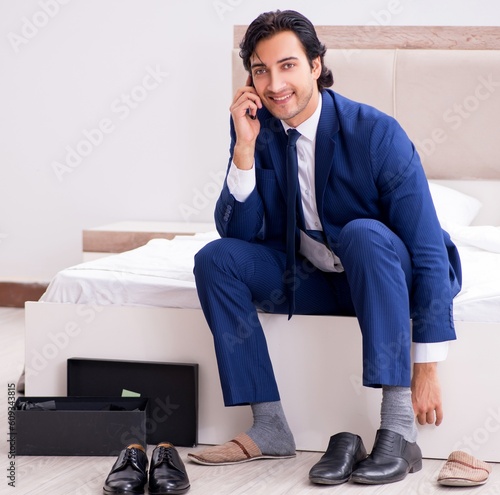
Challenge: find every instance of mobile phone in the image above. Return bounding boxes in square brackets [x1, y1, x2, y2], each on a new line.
[246, 75, 257, 119]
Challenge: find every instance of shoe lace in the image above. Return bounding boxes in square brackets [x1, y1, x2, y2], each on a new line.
[157, 446, 171, 463]
[124, 448, 139, 466]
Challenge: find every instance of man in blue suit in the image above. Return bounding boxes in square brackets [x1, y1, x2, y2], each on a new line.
[189, 10, 461, 485]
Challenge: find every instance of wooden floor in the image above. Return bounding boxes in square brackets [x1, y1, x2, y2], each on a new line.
[1, 307, 499, 495]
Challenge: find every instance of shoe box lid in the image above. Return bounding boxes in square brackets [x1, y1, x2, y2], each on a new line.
[67, 357, 198, 447]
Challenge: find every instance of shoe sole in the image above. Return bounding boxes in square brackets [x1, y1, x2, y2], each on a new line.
[438, 478, 487, 487]
[309, 476, 349, 485]
[148, 486, 191, 495]
[103, 488, 144, 494]
[351, 460, 422, 485]
[187, 453, 296, 466]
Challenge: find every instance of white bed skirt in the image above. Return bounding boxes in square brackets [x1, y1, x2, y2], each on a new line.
[24, 302, 500, 462]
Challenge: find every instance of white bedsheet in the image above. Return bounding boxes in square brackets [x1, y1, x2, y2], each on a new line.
[41, 231, 220, 309]
[448, 224, 500, 322]
[41, 228, 500, 322]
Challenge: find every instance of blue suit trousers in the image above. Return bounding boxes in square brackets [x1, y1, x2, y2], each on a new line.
[194, 219, 414, 406]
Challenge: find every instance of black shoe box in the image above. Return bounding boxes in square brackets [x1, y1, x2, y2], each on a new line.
[67, 358, 198, 447]
[14, 396, 148, 456]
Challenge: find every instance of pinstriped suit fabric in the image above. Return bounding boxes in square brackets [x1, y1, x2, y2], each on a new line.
[194, 90, 461, 406]
[195, 219, 413, 405]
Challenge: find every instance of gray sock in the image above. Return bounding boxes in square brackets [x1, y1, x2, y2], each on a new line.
[380, 386, 418, 443]
[246, 401, 296, 456]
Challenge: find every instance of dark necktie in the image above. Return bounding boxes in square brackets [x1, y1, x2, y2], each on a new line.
[285, 128, 301, 319]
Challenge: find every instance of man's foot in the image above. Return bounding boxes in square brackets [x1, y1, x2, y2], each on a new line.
[187, 433, 295, 466]
[245, 401, 296, 456]
[350, 429, 422, 484]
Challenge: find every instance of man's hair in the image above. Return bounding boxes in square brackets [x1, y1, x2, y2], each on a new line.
[239, 10, 333, 91]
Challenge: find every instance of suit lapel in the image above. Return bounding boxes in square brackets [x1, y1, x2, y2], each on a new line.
[264, 91, 340, 208]
[315, 91, 339, 221]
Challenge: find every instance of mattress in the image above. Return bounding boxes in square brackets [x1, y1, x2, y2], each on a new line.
[41, 228, 500, 322]
[447, 224, 500, 322]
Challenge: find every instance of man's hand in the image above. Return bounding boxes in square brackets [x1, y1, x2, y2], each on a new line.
[411, 362, 443, 426]
[229, 76, 262, 170]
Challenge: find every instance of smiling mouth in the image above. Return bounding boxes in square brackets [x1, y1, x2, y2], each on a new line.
[269, 93, 293, 102]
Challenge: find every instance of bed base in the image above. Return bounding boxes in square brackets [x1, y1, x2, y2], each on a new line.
[24, 302, 500, 462]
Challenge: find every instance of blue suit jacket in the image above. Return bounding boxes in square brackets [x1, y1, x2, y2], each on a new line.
[215, 89, 461, 344]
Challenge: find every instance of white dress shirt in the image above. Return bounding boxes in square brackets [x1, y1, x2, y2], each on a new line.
[226, 93, 449, 363]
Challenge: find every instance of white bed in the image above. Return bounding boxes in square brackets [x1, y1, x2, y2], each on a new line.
[25, 25, 500, 461]
[39, 186, 500, 322]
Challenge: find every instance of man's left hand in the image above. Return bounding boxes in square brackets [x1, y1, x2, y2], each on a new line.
[411, 362, 443, 426]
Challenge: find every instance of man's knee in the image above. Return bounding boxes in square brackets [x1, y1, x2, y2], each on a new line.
[194, 237, 246, 282]
[337, 219, 391, 259]
[194, 238, 227, 279]
[338, 218, 412, 290]
[339, 219, 387, 244]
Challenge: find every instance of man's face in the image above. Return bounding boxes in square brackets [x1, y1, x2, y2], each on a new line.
[250, 30, 321, 128]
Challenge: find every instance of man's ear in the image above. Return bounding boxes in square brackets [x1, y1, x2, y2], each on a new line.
[312, 56, 321, 80]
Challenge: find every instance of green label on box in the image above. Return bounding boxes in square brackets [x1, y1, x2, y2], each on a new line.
[121, 389, 141, 397]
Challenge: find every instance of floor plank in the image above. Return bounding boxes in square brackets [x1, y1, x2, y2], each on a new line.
[1, 308, 499, 494]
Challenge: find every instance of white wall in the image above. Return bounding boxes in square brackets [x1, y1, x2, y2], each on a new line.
[1, 0, 499, 281]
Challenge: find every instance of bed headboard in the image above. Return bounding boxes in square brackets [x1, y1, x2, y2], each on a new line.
[233, 26, 500, 181]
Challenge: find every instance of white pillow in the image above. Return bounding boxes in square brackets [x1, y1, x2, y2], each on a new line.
[428, 182, 482, 228]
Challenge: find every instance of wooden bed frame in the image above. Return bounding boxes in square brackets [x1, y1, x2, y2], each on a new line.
[25, 26, 500, 461]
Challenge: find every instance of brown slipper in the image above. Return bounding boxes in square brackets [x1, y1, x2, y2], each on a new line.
[187, 433, 296, 466]
[438, 451, 492, 486]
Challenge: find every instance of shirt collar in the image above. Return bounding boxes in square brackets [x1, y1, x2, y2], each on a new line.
[281, 91, 322, 142]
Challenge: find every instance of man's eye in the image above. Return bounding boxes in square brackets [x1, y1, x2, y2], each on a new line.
[283, 63, 295, 70]
[254, 69, 266, 76]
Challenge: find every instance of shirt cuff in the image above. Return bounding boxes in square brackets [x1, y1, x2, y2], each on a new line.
[226, 161, 256, 202]
[413, 341, 450, 363]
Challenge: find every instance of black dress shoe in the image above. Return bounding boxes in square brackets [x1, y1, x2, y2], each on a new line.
[309, 432, 367, 485]
[148, 443, 190, 494]
[103, 444, 148, 494]
[351, 429, 422, 485]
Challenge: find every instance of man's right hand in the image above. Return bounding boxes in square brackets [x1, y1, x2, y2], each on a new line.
[229, 76, 262, 170]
